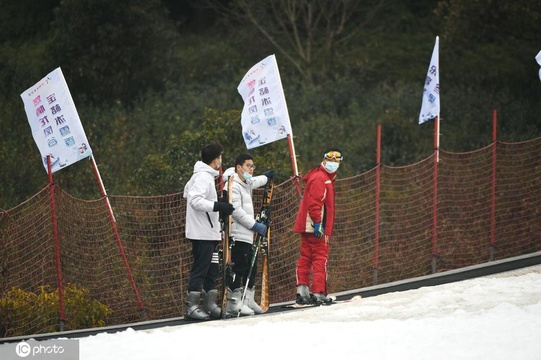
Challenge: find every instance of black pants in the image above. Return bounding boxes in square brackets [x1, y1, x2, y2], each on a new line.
[230, 241, 257, 290]
[187, 240, 220, 292]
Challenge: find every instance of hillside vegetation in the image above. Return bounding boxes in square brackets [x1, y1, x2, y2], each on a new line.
[0, 0, 540, 208]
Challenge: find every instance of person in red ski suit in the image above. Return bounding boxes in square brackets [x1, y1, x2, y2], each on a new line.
[294, 149, 343, 304]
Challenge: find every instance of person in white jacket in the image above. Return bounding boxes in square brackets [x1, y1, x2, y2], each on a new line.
[183, 142, 234, 320]
[222, 154, 274, 317]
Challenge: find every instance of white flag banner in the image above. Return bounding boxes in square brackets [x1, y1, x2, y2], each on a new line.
[419, 36, 440, 124]
[535, 51, 541, 80]
[21, 68, 92, 173]
[237, 54, 293, 149]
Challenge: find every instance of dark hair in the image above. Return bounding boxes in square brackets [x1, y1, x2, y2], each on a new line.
[235, 153, 253, 167]
[201, 142, 223, 165]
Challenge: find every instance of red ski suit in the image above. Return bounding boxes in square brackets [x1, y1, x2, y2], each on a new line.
[293, 165, 337, 294]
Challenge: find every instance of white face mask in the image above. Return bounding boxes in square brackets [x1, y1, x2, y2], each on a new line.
[324, 161, 340, 173]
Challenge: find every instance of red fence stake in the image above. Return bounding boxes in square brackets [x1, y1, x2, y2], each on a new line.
[90, 156, 146, 317]
[374, 124, 381, 284]
[432, 117, 439, 273]
[47, 155, 65, 331]
[490, 109, 498, 260]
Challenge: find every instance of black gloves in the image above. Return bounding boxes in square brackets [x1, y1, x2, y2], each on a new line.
[263, 169, 275, 180]
[220, 189, 228, 202]
[213, 201, 234, 215]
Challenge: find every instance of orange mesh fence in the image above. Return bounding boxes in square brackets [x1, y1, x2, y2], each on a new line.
[55, 189, 147, 325]
[1, 137, 541, 337]
[328, 169, 378, 292]
[106, 193, 188, 321]
[438, 146, 496, 270]
[494, 139, 541, 257]
[0, 188, 59, 335]
[377, 157, 435, 283]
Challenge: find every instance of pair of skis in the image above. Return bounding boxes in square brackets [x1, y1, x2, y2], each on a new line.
[282, 295, 363, 309]
[219, 176, 274, 318]
[239, 179, 274, 315]
[220, 175, 235, 319]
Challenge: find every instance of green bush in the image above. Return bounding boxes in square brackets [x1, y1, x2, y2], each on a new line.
[0, 284, 112, 337]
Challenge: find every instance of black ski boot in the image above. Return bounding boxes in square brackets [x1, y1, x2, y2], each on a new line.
[295, 285, 312, 304]
[310, 293, 333, 305]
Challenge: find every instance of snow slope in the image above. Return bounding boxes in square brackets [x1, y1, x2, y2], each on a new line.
[71, 265, 541, 360]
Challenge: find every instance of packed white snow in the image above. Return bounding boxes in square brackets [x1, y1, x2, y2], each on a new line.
[3, 265, 541, 359]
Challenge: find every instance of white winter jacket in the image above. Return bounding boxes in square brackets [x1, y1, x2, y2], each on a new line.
[226, 170, 268, 244]
[183, 161, 221, 241]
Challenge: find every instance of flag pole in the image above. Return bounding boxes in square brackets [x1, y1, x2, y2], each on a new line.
[417, 36, 440, 272]
[435, 115, 440, 162]
[47, 155, 65, 331]
[90, 155, 116, 222]
[287, 134, 302, 196]
[286, 134, 298, 177]
[90, 155, 146, 316]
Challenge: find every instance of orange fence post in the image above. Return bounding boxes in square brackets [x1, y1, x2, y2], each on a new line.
[490, 109, 498, 261]
[90, 155, 146, 317]
[47, 155, 65, 331]
[432, 116, 439, 273]
[373, 124, 381, 284]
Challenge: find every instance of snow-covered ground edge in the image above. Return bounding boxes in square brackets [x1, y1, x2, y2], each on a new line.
[65, 264, 541, 360]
